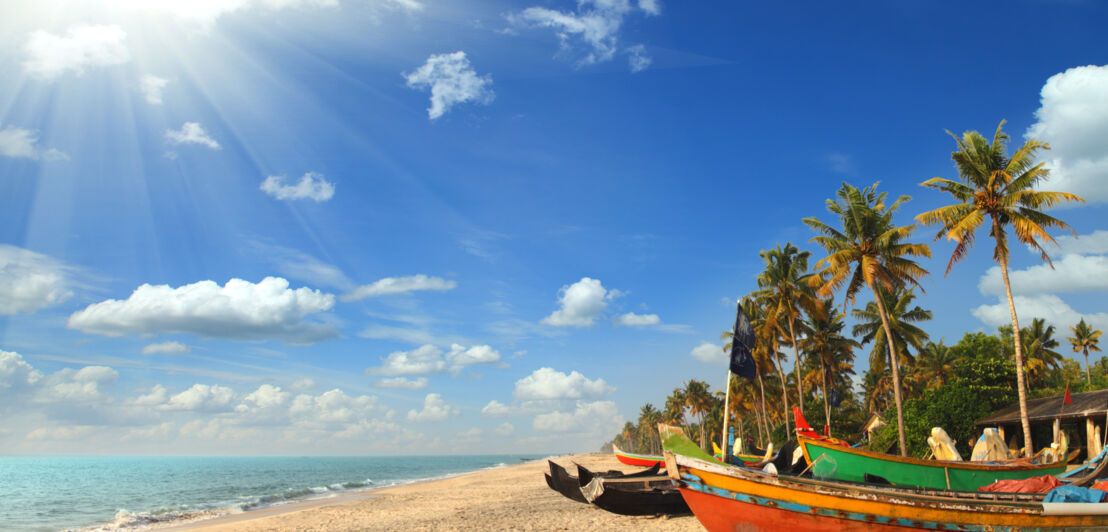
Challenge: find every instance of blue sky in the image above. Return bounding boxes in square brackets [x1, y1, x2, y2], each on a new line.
[2, 0, 1107, 455]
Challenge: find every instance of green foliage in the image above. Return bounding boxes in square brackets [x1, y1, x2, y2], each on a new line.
[948, 332, 1008, 364]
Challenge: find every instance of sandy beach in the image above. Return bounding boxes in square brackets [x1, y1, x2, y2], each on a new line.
[166, 453, 704, 531]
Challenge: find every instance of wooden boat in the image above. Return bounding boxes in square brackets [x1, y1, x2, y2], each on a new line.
[612, 444, 664, 467]
[545, 460, 660, 503]
[798, 436, 1072, 491]
[711, 441, 769, 465]
[661, 425, 1108, 531]
[576, 464, 690, 516]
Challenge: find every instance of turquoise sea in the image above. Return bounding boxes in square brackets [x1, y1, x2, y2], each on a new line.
[0, 455, 541, 531]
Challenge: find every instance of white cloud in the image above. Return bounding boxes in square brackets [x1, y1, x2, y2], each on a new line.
[260, 172, 335, 202]
[342, 275, 456, 301]
[37, 366, 118, 403]
[0, 351, 44, 398]
[972, 294, 1108, 332]
[626, 44, 651, 73]
[513, 367, 614, 400]
[978, 255, 1108, 296]
[66, 277, 337, 344]
[289, 378, 316, 392]
[289, 389, 380, 424]
[241, 384, 289, 410]
[23, 25, 130, 80]
[690, 341, 726, 365]
[26, 425, 98, 441]
[1027, 64, 1108, 203]
[1052, 230, 1108, 256]
[141, 341, 190, 355]
[371, 344, 446, 376]
[613, 312, 660, 327]
[0, 126, 68, 161]
[495, 422, 515, 436]
[541, 277, 616, 327]
[404, 51, 494, 120]
[104, 0, 416, 26]
[140, 75, 169, 104]
[510, 0, 658, 68]
[374, 377, 429, 390]
[533, 400, 621, 433]
[162, 384, 236, 412]
[406, 393, 458, 422]
[0, 245, 73, 315]
[165, 122, 220, 150]
[369, 343, 500, 376]
[250, 241, 351, 290]
[481, 399, 511, 417]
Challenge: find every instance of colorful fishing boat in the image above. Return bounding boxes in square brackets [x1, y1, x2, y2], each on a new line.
[661, 425, 1108, 531]
[798, 436, 1072, 491]
[612, 444, 664, 467]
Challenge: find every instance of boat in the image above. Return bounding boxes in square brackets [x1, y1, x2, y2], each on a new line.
[575, 464, 690, 516]
[660, 424, 1108, 531]
[798, 435, 1074, 490]
[711, 441, 769, 465]
[545, 460, 660, 503]
[612, 444, 664, 467]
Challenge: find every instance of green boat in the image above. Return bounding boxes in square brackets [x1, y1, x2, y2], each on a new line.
[798, 436, 1071, 491]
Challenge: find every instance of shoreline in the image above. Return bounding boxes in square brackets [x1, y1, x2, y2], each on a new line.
[158, 453, 704, 531]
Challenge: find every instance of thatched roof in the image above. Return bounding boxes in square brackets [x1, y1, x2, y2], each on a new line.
[976, 389, 1108, 427]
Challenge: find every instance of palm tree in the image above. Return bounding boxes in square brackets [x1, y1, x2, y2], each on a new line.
[1016, 318, 1064, 390]
[804, 182, 930, 456]
[862, 362, 894, 414]
[684, 379, 714, 451]
[851, 286, 932, 398]
[800, 298, 858, 426]
[1070, 319, 1103, 386]
[662, 388, 686, 429]
[734, 294, 793, 434]
[726, 376, 760, 454]
[915, 340, 960, 390]
[917, 120, 1084, 455]
[637, 404, 662, 454]
[756, 243, 821, 415]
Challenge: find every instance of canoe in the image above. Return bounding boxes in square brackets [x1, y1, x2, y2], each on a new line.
[612, 444, 664, 467]
[798, 436, 1071, 491]
[711, 441, 768, 465]
[660, 424, 1108, 531]
[576, 464, 690, 516]
[545, 460, 661, 503]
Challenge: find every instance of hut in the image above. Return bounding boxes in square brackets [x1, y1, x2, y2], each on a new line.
[976, 389, 1108, 458]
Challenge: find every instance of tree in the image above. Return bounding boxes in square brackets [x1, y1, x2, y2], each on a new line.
[684, 380, 714, 452]
[1070, 319, 1103, 386]
[637, 404, 662, 454]
[915, 340, 960, 390]
[804, 182, 930, 456]
[851, 286, 932, 398]
[662, 388, 686, 428]
[917, 120, 1084, 455]
[1006, 319, 1063, 391]
[756, 243, 821, 415]
[800, 298, 858, 427]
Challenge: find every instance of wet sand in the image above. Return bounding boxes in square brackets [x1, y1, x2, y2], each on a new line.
[167, 453, 704, 531]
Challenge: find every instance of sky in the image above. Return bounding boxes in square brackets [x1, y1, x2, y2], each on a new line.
[1, 0, 1107, 455]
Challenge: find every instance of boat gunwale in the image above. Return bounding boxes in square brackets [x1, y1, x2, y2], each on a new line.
[799, 436, 1068, 473]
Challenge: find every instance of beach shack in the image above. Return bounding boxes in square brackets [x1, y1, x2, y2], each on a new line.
[976, 389, 1108, 459]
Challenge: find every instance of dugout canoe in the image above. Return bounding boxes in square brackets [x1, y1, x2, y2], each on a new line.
[798, 436, 1071, 491]
[660, 424, 1108, 531]
[575, 463, 690, 516]
[545, 460, 660, 503]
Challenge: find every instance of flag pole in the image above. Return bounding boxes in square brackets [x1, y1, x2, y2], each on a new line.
[722, 370, 733, 461]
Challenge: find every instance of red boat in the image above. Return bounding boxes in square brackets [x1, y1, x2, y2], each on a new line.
[612, 444, 664, 467]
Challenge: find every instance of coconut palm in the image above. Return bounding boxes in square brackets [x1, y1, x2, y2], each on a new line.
[662, 388, 686, 428]
[731, 294, 793, 434]
[1070, 319, 1103, 386]
[800, 298, 858, 426]
[684, 379, 715, 451]
[1016, 318, 1064, 390]
[851, 286, 932, 397]
[637, 404, 662, 454]
[756, 243, 821, 414]
[803, 182, 930, 456]
[862, 362, 894, 414]
[914, 340, 960, 390]
[725, 377, 760, 453]
[917, 120, 1084, 455]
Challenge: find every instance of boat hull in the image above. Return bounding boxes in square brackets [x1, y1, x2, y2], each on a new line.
[613, 444, 664, 467]
[799, 437, 1068, 491]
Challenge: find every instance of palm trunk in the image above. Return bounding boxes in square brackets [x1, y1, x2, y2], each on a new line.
[872, 288, 908, 457]
[788, 317, 805, 414]
[1086, 347, 1091, 386]
[1000, 256, 1034, 457]
[757, 372, 770, 446]
[821, 357, 831, 429]
[771, 346, 791, 434]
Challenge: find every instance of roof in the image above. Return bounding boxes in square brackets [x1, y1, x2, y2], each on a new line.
[976, 389, 1108, 427]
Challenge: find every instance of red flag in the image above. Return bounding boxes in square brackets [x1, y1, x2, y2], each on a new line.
[1064, 384, 1073, 405]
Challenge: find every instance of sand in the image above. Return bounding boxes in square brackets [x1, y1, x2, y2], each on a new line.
[166, 453, 705, 531]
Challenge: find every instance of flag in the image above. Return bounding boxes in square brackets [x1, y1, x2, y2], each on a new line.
[828, 388, 842, 408]
[1064, 384, 1072, 405]
[728, 300, 757, 380]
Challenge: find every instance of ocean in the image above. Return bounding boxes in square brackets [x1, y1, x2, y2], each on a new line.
[0, 454, 541, 531]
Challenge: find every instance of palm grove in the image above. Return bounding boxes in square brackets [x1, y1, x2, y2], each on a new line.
[608, 121, 1104, 459]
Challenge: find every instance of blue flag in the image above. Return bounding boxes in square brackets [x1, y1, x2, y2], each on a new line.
[728, 301, 757, 380]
